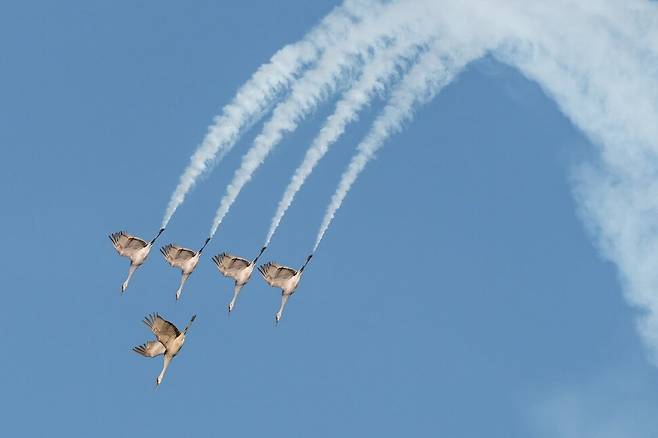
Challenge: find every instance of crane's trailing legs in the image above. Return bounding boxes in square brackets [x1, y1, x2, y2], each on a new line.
[122, 264, 138, 293]
[151, 227, 165, 244]
[176, 273, 190, 301]
[275, 294, 290, 325]
[157, 355, 172, 387]
[228, 284, 242, 314]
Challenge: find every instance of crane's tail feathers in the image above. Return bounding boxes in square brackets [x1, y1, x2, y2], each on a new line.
[109, 231, 126, 247]
[160, 244, 177, 266]
[258, 263, 269, 278]
[212, 253, 227, 267]
[143, 313, 159, 330]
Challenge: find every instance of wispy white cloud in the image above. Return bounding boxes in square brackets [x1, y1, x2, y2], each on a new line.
[491, 0, 658, 363]
[526, 362, 658, 438]
[307, 0, 658, 364]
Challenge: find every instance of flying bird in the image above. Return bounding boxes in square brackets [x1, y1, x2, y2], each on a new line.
[160, 237, 210, 300]
[258, 254, 313, 324]
[212, 246, 267, 314]
[133, 313, 196, 386]
[109, 228, 165, 293]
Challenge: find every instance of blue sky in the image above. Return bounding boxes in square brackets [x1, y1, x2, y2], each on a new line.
[1, 1, 657, 436]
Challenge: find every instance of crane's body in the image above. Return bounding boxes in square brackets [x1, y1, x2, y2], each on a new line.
[259, 254, 313, 323]
[109, 228, 165, 292]
[161, 238, 210, 300]
[213, 246, 267, 313]
[133, 313, 196, 386]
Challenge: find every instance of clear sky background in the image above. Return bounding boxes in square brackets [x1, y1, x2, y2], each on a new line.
[1, 1, 657, 437]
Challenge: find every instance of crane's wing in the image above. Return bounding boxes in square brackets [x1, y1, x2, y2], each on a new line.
[212, 253, 251, 278]
[143, 313, 180, 346]
[133, 340, 166, 357]
[258, 262, 297, 288]
[109, 231, 148, 257]
[160, 244, 196, 268]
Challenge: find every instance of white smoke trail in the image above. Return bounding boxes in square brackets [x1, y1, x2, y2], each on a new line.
[157, 0, 658, 364]
[307, 0, 658, 364]
[208, 1, 441, 237]
[492, 1, 658, 363]
[313, 40, 484, 251]
[160, 0, 385, 228]
[263, 33, 431, 246]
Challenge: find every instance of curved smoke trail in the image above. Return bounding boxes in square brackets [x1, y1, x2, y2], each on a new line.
[494, 1, 658, 362]
[156, 0, 658, 364]
[306, 0, 658, 364]
[263, 32, 431, 246]
[160, 0, 385, 228]
[313, 39, 484, 251]
[208, 1, 438, 237]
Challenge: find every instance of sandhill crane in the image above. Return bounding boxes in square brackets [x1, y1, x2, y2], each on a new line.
[109, 228, 165, 293]
[258, 254, 313, 324]
[133, 313, 196, 386]
[212, 246, 267, 314]
[160, 237, 210, 300]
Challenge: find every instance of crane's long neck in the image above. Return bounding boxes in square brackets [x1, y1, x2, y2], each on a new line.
[150, 228, 165, 245]
[252, 246, 267, 264]
[157, 355, 172, 386]
[229, 284, 242, 313]
[198, 237, 211, 254]
[176, 273, 190, 300]
[299, 254, 313, 273]
[276, 294, 290, 323]
[122, 264, 138, 293]
[183, 314, 197, 334]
